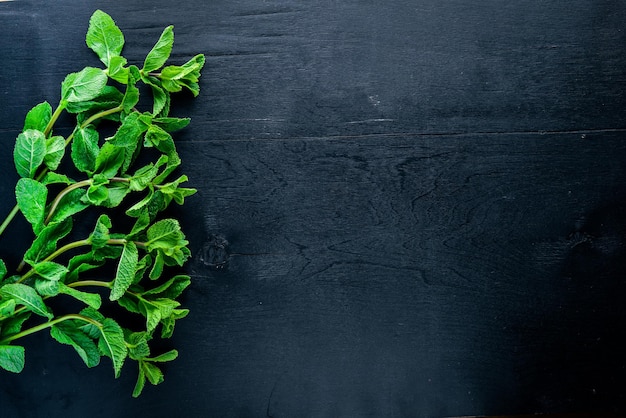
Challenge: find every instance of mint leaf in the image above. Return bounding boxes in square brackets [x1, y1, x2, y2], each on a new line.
[71, 125, 100, 174]
[97, 318, 128, 378]
[0, 299, 15, 317]
[58, 284, 102, 309]
[23, 102, 52, 132]
[86, 10, 125, 68]
[65, 85, 123, 115]
[46, 188, 89, 225]
[0, 345, 25, 373]
[121, 66, 140, 113]
[143, 26, 174, 73]
[110, 241, 138, 301]
[24, 218, 72, 265]
[33, 261, 68, 282]
[107, 56, 129, 84]
[50, 321, 100, 368]
[132, 365, 146, 397]
[61, 67, 108, 103]
[14, 129, 46, 178]
[139, 299, 161, 332]
[90, 214, 112, 249]
[43, 135, 66, 171]
[147, 349, 178, 362]
[153, 117, 190, 132]
[94, 142, 124, 178]
[0, 312, 31, 339]
[142, 361, 164, 385]
[109, 112, 150, 147]
[143, 275, 190, 299]
[0, 259, 6, 281]
[42, 172, 74, 186]
[15, 178, 47, 233]
[0, 283, 53, 319]
[146, 219, 186, 251]
[160, 308, 188, 338]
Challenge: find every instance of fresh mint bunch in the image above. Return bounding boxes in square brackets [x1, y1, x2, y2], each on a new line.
[0, 10, 204, 396]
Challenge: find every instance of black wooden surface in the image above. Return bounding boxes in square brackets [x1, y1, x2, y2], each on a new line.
[1, 1, 626, 416]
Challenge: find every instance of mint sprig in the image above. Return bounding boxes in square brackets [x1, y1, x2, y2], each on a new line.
[0, 10, 203, 397]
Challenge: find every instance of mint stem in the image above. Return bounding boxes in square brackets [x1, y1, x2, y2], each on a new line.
[0, 204, 20, 237]
[43, 102, 66, 137]
[0, 314, 102, 344]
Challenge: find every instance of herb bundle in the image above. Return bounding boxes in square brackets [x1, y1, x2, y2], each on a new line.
[0, 10, 203, 396]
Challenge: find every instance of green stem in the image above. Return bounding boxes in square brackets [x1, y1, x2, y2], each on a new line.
[65, 105, 123, 147]
[0, 204, 20, 237]
[68, 280, 112, 289]
[0, 314, 102, 344]
[43, 102, 66, 137]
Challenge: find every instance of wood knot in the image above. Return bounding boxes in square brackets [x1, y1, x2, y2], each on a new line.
[200, 234, 230, 270]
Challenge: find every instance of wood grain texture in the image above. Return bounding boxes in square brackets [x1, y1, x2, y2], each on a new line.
[1, 0, 626, 416]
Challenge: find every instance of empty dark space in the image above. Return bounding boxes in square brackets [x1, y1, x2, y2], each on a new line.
[1, 1, 626, 417]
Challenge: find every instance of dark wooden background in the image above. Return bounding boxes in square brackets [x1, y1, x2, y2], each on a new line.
[2, 0, 626, 416]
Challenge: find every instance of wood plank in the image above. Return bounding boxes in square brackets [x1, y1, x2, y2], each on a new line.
[1, 0, 626, 416]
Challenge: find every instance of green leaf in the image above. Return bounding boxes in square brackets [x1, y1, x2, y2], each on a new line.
[138, 299, 161, 332]
[58, 284, 102, 309]
[143, 275, 190, 299]
[0, 259, 6, 281]
[108, 112, 150, 147]
[15, 178, 47, 233]
[153, 117, 190, 132]
[0, 299, 16, 317]
[84, 182, 109, 206]
[86, 10, 125, 67]
[126, 331, 151, 360]
[46, 188, 89, 225]
[140, 74, 169, 116]
[50, 321, 100, 368]
[94, 142, 124, 178]
[14, 129, 46, 178]
[147, 349, 178, 363]
[23, 102, 52, 132]
[97, 318, 128, 378]
[142, 361, 164, 385]
[116, 295, 140, 314]
[43, 135, 66, 171]
[77, 307, 105, 339]
[146, 219, 187, 251]
[0, 283, 52, 319]
[42, 172, 74, 186]
[160, 308, 188, 338]
[160, 54, 205, 96]
[132, 365, 146, 397]
[61, 67, 108, 103]
[110, 241, 138, 301]
[90, 214, 112, 249]
[121, 66, 141, 113]
[107, 55, 129, 84]
[65, 85, 123, 114]
[160, 175, 197, 205]
[67, 253, 104, 283]
[102, 182, 131, 208]
[0, 345, 25, 373]
[33, 261, 68, 282]
[24, 217, 72, 266]
[71, 125, 100, 174]
[149, 251, 165, 280]
[0, 312, 31, 339]
[143, 26, 174, 73]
